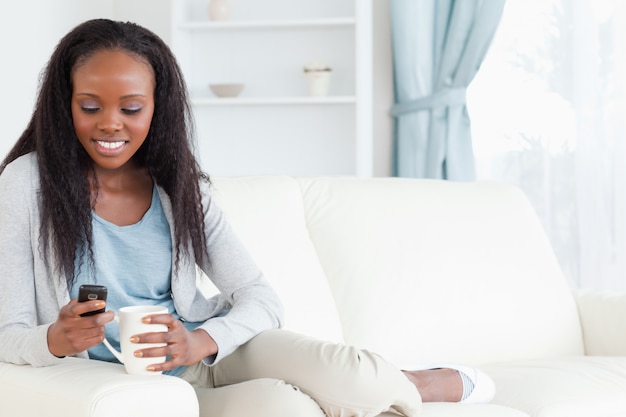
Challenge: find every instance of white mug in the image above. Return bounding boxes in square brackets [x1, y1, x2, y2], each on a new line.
[102, 305, 168, 375]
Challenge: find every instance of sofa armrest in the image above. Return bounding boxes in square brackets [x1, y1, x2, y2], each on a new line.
[0, 357, 198, 417]
[573, 288, 626, 356]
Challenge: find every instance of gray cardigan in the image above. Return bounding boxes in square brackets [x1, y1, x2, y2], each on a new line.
[0, 153, 283, 367]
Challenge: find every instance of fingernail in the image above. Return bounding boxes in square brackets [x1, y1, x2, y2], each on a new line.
[146, 366, 156, 371]
[134, 351, 143, 357]
[95, 301, 105, 308]
[129, 336, 139, 343]
[142, 317, 151, 324]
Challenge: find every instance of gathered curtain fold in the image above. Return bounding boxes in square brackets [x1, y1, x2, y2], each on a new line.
[390, 0, 506, 180]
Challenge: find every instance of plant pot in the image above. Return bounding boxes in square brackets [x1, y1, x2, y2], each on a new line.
[304, 69, 332, 97]
[208, 0, 230, 21]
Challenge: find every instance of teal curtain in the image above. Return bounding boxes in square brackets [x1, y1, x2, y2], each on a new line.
[390, 0, 506, 180]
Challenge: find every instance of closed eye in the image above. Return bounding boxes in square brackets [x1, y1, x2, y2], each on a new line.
[81, 106, 100, 114]
[122, 108, 142, 115]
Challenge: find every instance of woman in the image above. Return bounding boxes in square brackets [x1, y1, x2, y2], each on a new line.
[0, 19, 493, 416]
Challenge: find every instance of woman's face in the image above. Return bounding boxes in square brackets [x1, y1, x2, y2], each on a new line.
[71, 49, 155, 172]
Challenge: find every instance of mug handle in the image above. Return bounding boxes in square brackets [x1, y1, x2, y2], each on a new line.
[102, 315, 124, 364]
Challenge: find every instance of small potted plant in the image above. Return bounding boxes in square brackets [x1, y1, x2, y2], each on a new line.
[303, 61, 333, 97]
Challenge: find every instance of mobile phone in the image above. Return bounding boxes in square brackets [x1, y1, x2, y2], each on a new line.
[77, 285, 108, 316]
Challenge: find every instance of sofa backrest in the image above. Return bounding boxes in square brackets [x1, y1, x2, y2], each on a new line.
[210, 176, 584, 367]
[209, 177, 344, 343]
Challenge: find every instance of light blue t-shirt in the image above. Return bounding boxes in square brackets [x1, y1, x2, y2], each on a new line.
[71, 186, 199, 376]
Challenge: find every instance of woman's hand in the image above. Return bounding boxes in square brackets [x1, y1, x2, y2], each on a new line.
[130, 314, 218, 372]
[47, 299, 115, 358]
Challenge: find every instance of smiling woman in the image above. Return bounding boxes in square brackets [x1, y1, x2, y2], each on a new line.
[71, 50, 155, 165]
[0, 18, 495, 417]
[0, 19, 217, 375]
[71, 49, 156, 226]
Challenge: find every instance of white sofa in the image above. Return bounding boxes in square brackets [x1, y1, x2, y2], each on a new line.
[2, 176, 626, 417]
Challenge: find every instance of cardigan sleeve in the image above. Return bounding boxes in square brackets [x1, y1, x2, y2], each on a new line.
[192, 179, 284, 363]
[0, 155, 65, 367]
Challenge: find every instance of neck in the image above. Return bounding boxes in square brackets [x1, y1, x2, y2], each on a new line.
[91, 161, 151, 193]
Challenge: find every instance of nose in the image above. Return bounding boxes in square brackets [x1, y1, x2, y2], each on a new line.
[96, 110, 123, 133]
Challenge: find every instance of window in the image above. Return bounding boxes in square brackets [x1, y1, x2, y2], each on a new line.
[468, 0, 626, 290]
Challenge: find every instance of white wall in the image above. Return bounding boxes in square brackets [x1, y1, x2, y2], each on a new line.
[0, 0, 394, 175]
[0, 0, 114, 159]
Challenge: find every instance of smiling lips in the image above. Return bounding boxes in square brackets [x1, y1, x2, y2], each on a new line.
[94, 139, 127, 155]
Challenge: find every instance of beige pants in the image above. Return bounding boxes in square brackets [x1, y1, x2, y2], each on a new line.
[180, 329, 422, 417]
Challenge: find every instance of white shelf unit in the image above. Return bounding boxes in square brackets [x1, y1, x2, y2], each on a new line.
[117, 0, 373, 176]
[178, 18, 357, 30]
[192, 96, 357, 106]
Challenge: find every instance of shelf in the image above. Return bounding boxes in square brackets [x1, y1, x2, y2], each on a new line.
[164, 0, 372, 176]
[191, 96, 357, 106]
[178, 17, 356, 31]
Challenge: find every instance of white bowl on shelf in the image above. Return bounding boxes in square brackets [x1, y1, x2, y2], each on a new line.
[209, 83, 245, 98]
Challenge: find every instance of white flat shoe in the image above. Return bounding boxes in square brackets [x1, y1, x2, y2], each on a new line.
[446, 364, 496, 404]
[405, 363, 496, 404]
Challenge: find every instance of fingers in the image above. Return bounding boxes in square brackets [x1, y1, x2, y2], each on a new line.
[134, 313, 180, 341]
[58, 300, 114, 330]
[140, 312, 176, 326]
[130, 317, 188, 372]
[133, 337, 178, 372]
[130, 331, 172, 345]
[48, 306, 115, 357]
[69, 298, 109, 319]
[127, 315, 216, 373]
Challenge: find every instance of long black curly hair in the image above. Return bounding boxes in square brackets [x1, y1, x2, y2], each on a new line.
[0, 19, 208, 286]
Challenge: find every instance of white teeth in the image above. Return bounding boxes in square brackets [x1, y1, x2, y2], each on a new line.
[97, 140, 125, 149]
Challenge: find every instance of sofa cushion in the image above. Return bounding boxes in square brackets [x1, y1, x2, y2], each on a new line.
[420, 403, 530, 417]
[573, 288, 626, 355]
[298, 177, 584, 366]
[0, 358, 198, 417]
[483, 357, 626, 417]
[210, 177, 344, 343]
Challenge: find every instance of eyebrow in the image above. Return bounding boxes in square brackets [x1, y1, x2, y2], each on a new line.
[74, 93, 148, 99]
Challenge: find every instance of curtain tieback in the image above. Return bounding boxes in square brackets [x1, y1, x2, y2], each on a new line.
[390, 87, 467, 117]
